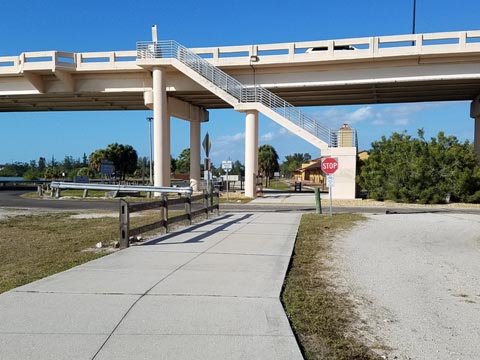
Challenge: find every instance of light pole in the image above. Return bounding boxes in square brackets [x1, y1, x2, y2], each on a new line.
[412, 0, 417, 35]
[146, 117, 153, 185]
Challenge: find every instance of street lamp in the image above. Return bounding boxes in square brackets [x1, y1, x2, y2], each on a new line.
[412, 0, 417, 35]
[146, 117, 153, 185]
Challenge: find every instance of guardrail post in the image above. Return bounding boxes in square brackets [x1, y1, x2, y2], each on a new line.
[119, 199, 130, 249]
[185, 193, 192, 225]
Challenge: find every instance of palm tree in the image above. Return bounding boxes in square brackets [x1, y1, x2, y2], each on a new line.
[88, 149, 107, 172]
[258, 144, 279, 187]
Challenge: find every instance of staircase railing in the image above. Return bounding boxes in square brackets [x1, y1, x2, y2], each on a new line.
[137, 40, 356, 147]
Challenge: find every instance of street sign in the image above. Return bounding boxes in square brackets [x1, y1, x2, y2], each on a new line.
[221, 160, 232, 170]
[100, 161, 115, 175]
[321, 157, 338, 175]
[202, 133, 211, 157]
[326, 174, 335, 188]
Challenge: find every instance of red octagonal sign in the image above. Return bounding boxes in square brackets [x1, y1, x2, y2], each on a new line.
[321, 157, 338, 174]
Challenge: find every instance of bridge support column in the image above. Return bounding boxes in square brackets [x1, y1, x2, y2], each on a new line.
[471, 96, 480, 157]
[153, 66, 170, 188]
[245, 110, 259, 198]
[190, 120, 201, 191]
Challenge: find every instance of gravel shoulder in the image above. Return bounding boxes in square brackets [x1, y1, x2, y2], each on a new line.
[334, 213, 480, 360]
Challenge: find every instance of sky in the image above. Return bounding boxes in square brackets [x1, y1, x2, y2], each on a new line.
[0, 0, 479, 166]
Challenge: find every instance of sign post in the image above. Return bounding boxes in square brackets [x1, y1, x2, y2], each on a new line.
[221, 160, 232, 201]
[321, 157, 339, 216]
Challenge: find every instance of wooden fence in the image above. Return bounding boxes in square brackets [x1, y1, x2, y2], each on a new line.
[119, 191, 219, 248]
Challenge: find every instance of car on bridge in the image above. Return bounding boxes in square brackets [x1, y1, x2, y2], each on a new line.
[306, 45, 356, 53]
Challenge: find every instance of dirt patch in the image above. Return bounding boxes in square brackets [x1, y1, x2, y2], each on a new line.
[334, 213, 480, 359]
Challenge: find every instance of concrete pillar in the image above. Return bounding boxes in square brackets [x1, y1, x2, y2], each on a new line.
[153, 66, 170, 187]
[254, 117, 259, 178]
[245, 110, 259, 198]
[470, 96, 480, 157]
[190, 120, 201, 191]
[164, 113, 171, 186]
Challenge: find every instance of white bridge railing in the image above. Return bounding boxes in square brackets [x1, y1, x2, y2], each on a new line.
[137, 40, 338, 146]
[2, 30, 479, 74]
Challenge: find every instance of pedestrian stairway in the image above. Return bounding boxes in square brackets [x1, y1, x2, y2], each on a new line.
[137, 40, 354, 149]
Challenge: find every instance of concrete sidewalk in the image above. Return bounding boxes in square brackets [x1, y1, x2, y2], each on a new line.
[0, 212, 303, 360]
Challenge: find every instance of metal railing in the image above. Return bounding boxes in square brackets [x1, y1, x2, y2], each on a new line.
[137, 40, 334, 146]
[329, 129, 358, 148]
[50, 182, 192, 198]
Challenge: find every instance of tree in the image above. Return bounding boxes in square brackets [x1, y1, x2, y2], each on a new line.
[359, 130, 480, 204]
[89, 149, 107, 172]
[89, 144, 138, 179]
[82, 153, 88, 167]
[171, 155, 177, 174]
[230, 160, 244, 176]
[105, 143, 138, 180]
[38, 157, 46, 172]
[280, 153, 311, 177]
[76, 167, 96, 178]
[258, 144, 279, 187]
[176, 148, 190, 174]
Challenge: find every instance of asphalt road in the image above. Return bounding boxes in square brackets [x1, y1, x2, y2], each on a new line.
[2, 190, 480, 215]
[0, 190, 118, 211]
[336, 213, 480, 359]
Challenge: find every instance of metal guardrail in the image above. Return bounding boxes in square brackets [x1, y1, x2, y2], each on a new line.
[50, 182, 192, 198]
[119, 191, 219, 248]
[137, 40, 337, 146]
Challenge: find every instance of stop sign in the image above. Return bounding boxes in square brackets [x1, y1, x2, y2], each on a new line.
[321, 157, 338, 174]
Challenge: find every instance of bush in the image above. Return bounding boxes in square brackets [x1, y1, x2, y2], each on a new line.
[359, 130, 480, 204]
[76, 167, 96, 178]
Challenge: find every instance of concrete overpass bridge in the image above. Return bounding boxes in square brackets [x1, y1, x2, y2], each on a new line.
[1, 28, 480, 198]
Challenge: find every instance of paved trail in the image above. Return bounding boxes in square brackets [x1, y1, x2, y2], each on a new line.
[0, 212, 303, 360]
[337, 213, 480, 360]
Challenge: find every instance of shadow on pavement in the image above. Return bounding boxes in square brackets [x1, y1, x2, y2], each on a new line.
[142, 213, 254, 246]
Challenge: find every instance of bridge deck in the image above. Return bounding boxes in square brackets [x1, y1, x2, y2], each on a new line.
[1, 30, 480, 111]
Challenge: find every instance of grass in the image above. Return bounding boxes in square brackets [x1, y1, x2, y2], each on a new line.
[267, 179, 292, 191]
[0, 210, 184, 294]
[282, 213, 381, 360]
[218, 192, 252, 204]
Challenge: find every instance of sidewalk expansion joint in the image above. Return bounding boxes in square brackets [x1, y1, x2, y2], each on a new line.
[145, 293, 278, 299]
[12, 290, 144, 296]
[91, 213, 256, 359]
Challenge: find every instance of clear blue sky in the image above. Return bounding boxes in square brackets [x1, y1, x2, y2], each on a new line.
[1, 0, 478, 165]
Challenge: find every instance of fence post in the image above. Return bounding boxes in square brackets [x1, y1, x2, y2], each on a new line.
[210, 189, 214, 214]
[185, 193, 192, 225]
[119, 199, 130, 249]
[162, 194, 169, 233]
[204, 190, 209, 219]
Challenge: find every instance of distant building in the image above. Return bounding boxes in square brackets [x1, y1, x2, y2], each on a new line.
[337, 123, 356, 147]
[358, 150, 369, 161]
[292, 123, 358, 192]
[293, 157, 325, 189]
